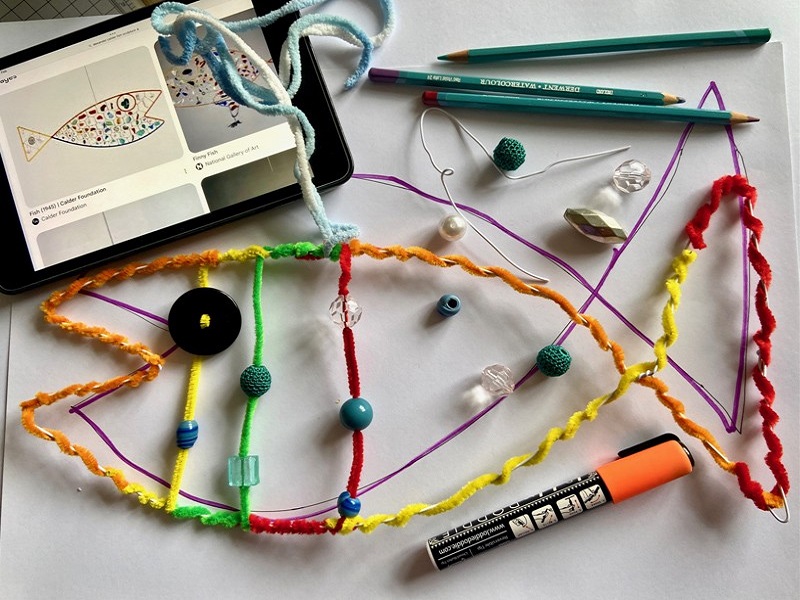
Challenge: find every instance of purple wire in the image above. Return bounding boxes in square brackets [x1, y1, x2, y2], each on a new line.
[354, 81, 751, 433]
[351, 173, 594, 289]
[80, 289, 169, 325]
[70, 345, 180, 412]
[354, 166, 736, 434]
[710, 81, 750, 432]
[352, 117, 739, 430]
[70, 81, 752, 519]
[295, 98, 752, 517]
[70, 403, 236, 511]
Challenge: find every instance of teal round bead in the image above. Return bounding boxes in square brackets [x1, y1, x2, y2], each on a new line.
[536, 344, 572, 377]
[337, 491, 361, 518]
[176, 419, 199, 449]
[339, 397, 373, 431]
[240, 364, 272, 397]
[493, 137, 526, 171]
[436, 294, 461, 317]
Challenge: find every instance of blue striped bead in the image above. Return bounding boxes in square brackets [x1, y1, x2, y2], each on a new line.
[176, 419, 199, 449]
[337, 491, 361, 518]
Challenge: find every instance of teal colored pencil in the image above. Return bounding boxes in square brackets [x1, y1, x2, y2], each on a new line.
[368, 67, 683, 106]
[438, 28, 771, 62]
[422, 91, 759, 125]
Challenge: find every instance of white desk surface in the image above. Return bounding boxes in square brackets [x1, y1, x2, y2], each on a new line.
[1, 2, 798, 598]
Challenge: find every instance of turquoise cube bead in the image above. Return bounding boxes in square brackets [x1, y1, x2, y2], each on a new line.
[227, 455, 260, 487]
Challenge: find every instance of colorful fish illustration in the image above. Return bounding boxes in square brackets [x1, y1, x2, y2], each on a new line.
[17, 90, 164, 162]
[165, 50, 261, 127]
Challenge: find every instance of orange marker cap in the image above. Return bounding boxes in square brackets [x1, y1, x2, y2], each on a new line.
[596, 434, 694, 503]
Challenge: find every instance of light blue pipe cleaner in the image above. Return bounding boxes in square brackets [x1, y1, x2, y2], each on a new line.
[151, 0, 396, 252]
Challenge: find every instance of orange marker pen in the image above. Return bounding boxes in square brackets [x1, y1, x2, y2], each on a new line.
[426, 434, 694, 570]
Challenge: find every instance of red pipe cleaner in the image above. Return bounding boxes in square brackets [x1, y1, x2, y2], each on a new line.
[249, 514, 330, 535]
[685, 174, 789, 508]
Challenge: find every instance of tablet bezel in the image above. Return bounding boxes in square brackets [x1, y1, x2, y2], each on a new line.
[0, 0, 353, 294]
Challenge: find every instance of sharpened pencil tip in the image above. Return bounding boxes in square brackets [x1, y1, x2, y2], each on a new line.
[662, 93, 685, 105]
[438, 50, 469, 62]
[730, 111, 760, 124]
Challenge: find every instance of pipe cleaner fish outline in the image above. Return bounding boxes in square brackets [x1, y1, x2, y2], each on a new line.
[16, 89, 165, 162]
[18, 170, 790, 533]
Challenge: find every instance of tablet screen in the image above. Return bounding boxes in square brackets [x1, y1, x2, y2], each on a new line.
[0, 0, 351, 293]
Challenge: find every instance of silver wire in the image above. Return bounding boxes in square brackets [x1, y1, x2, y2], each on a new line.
[419, 107, 631, 284]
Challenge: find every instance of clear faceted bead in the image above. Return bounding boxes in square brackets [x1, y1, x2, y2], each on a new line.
[612, 159, 651, 193]
[481, 364, 515, 396]
[329, 294, 362, 327]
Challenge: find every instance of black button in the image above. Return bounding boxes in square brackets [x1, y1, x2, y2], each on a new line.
[168, 288, 242, 355]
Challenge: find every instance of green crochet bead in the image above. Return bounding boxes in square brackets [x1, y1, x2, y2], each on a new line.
[536, 344, 572, 377]
[240, 364, 272, 397]
[493, 137, 526, 171]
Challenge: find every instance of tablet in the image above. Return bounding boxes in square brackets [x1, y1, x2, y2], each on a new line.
[0, 0, 353, 294]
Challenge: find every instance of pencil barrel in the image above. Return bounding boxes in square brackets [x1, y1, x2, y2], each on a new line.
[423, 91, 748, 125]
[369, 67, 672, 105]
[445, 28, 772, 62]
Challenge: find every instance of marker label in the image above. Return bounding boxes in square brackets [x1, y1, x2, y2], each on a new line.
[426, 472, 611, 570]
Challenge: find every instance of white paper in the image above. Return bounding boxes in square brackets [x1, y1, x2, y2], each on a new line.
[1, 2, 799, 598]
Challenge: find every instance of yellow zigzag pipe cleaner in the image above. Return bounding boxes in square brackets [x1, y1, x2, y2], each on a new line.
[653, 249, 696, 371]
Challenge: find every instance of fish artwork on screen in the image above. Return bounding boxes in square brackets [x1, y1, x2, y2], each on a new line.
[16, 89, 164, 161]
[166, 49, 262, 127]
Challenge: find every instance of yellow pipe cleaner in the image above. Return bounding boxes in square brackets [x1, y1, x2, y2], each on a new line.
[166, 266, 209, 512]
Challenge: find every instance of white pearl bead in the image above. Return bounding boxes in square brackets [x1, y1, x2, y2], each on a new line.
[438, 214, 468, 241]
